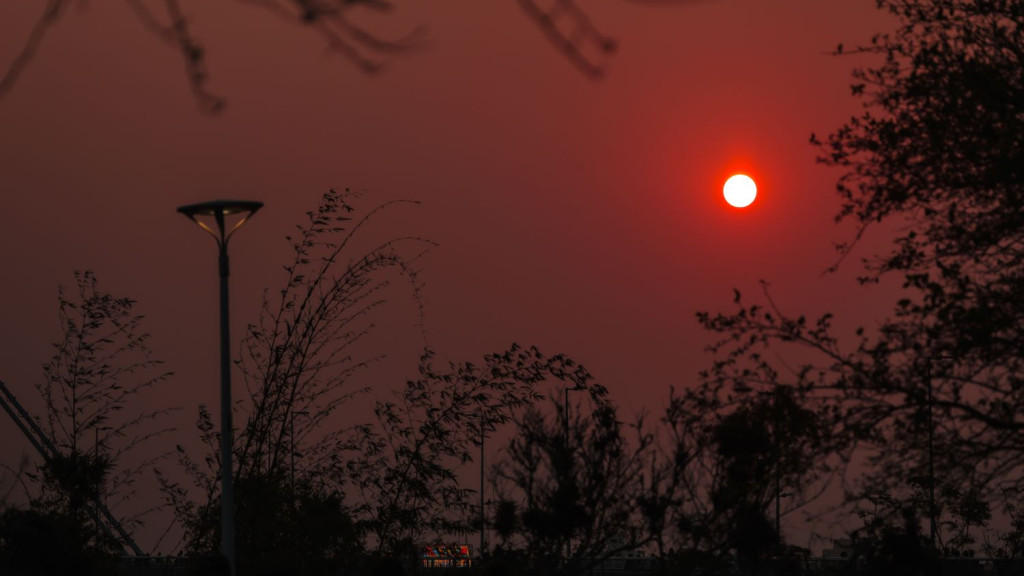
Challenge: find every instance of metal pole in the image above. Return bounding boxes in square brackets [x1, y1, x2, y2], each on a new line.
[927, 359, 936, 552]
[96, 426, 101, 546]
[775, 435, 781, 546]
[291, 412, 296, 506]
[564, 388, 571, 563]
[219, 246, 236, 576]
[480, 414, 485, 560]
[774, 391, 781, 549]
[774, 392, 782, 576]
[178, 199, 261, 576]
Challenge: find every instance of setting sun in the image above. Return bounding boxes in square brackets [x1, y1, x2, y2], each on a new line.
[723, 174, 757, 208]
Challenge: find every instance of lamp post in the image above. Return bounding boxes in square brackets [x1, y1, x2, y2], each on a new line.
[927, 361, 936, 552]
[771, 388, 782, 554]
[479, 412, 486, 561]
[178, 199, 263, 576]
[563, 384, 586, 562]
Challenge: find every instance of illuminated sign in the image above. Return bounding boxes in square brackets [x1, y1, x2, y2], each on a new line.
[421, 545, 473, 568]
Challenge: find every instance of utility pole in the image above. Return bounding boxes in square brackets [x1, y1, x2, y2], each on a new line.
[773, 387, 782, 549]
[479, 413, 486, 561]
[927, 358, 937, 552]
[563, 385, 586, 564]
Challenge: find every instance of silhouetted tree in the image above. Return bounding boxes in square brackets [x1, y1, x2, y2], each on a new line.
[0, 271, 172, 572]
[234, 188, 431, 484]
[999, 491, 1024, 558]
[697, 0, 1024, 549]
[814, 0, 1024, 501]
[847, 491, 938, 576]
[0, 507, 116, 576]
[34, 271, 173, 532]
[343, 344, 599, 556]
[491, 388, 660, 575]
[658, 381, 838, 571]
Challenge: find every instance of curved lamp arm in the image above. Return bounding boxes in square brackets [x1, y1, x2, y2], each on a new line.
[177, 199, 263, 250]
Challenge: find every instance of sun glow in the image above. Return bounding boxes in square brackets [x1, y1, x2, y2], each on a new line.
[723, 174, 757, 208]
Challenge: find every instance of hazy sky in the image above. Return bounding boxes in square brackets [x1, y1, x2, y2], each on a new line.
[0, 0, 900, 550]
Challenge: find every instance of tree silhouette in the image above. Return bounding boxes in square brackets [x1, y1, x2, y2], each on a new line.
[657, 380, 837, 570]
[0, 271, 172, 572]
[341, 345, 555, 557]
[491, 387, 661, 575]
[235, 188, 431, 490]
[0, 507, 116, 576]
[812, 0, 1024, 501]
[698, 0, 1024, 551]
[34, 271, 173, 528]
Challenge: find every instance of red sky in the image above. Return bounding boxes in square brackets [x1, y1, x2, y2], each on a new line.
[0, 0, 900, 551]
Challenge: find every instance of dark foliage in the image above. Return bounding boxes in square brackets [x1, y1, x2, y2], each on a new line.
[343, 344, 562, 554]
[6, 271, 174, 558]
[658, 382, 838, 563]
[194, 474, 361, 576]
[491, 389, 660, 575]
[0, 507, 116, 576]
[697, 0, 1024, 552]
[162, 191, 599, 573]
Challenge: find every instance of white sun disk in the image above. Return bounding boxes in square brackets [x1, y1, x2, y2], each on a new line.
[724, 174, 757, 208]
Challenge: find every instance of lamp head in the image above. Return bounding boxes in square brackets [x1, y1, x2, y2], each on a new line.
[177, 199, 263, 247]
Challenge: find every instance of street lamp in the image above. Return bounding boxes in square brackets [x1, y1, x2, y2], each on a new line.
[563, 384, 586, 562]
[479, 412, 487, 561]
[178, 199, 263, 576]
[926, 360, 937, 552]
